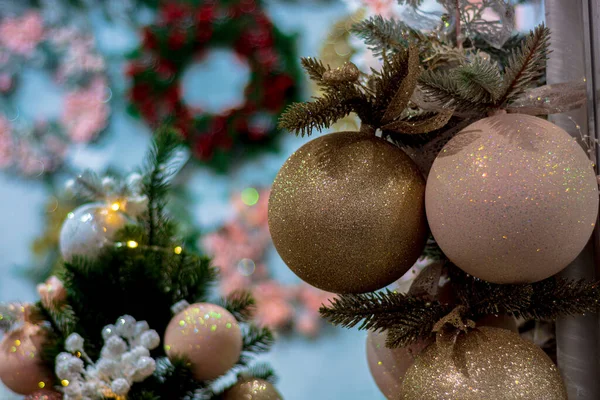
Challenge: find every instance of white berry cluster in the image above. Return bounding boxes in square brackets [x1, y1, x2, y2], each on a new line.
[55, 315, 160, 399]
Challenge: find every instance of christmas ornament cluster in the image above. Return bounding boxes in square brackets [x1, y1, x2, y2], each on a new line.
[270, 113, 598, 292]
[268, 16, 599, 400]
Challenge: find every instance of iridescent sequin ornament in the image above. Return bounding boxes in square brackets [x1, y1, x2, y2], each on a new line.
[164, 303, 242, 380]
[268, 131, 428, 294]
[401, 326, 567, 400]
[222, 379, 282, 400]
[426, 114, 599, 283]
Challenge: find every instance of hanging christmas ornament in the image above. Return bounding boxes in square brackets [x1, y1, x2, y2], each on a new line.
[426, 114, 599, 284]
[59, 203, 127, 261]
[0, 323, 53, 395]
[269, 131, 428, 293]
[366, 331, 432, 399]
[222, 379, 283, 400]
[401, 326, 567, 399]
[164, 303, 242, 381]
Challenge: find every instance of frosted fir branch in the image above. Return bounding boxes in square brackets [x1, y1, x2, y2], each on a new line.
[237, 325, 275, 367]
[498, 24, 550, 105]
[351, 15, 427, 57]
[320, 290, 451, 334]
[216, 290, 256, 323]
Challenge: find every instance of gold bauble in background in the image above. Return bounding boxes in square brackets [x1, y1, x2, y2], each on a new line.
[426, 114, 599, 283]
[269, 131, 428, 293]
[222, 379, 283, 400]
[401, 326, 567, 400]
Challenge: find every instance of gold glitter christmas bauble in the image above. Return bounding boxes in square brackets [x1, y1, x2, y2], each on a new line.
[401, 326, 567, 400]
[0, 323, 53, 395]
[164, 303, 242, 381]
[269, 131, 427, 293]
[222, 379, 283, 400]
[426, 114, 599, 283]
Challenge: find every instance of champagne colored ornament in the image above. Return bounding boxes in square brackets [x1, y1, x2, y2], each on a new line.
[366, 331, 433, 399]
[222, 379, 283, 400]
[401, 327, 567, 400]
[426, 114, 599, 283]
[269, 131, 428, 293]
[0, 323, 53, 395]
[164, 303, 242, 381]
[59, 203, 127, 261]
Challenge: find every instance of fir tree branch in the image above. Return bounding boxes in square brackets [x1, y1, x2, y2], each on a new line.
[239, 362, 278, 384]
[351, 15, 426, 58]
[498, 24, 550, 105]
[454, 57, 503, 103]
[278, 92, 357, 136]
[237, 325, 275, 367]
[523, 278, 600, 320]
[142, 127, 183, 246]
[129, 357, 206, 400]
[319, 290, 451, 335]
[216, 290, 256, 323]
[419, 69, 491, 113]
[301, 57, 328, 82]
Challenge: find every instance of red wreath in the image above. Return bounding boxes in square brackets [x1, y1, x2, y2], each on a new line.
[127, 0, 301, 171]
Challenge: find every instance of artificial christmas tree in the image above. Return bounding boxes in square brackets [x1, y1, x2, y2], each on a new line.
[0, 130, 281, 399]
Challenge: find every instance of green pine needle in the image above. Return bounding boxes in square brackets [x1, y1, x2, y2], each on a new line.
[320, 290, 451, 338]
[499, 24, 550, 105]
[351, 15, 426, 57]
[217, 290, 256, 323]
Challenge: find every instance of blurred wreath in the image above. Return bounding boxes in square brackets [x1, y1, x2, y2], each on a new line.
[127, 0, 302, 172]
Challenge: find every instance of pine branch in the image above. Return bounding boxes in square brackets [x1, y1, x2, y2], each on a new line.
[498, 24, 550, 105]
[453, 57, 503, 103]
[523, 278, 600, 320]
[237, 325, 275, 367]
[129, 357, 206, 400]
[278, 92, 357, 136]
[419, 69, 491, 113]
[239, 362, 278, 384]
[216, 290, 256, 323]
[71, 170, 106, 201]
[319, 290, 451, 335]
[301, 57, 328, 82]
[351, 15, 426, 57]
[447, 264, 600, 320]
[142, 127, 183, 246]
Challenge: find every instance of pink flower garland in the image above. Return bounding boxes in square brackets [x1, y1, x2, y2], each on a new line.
[0, 11, 109, 177]
[203, 188, 336, 338]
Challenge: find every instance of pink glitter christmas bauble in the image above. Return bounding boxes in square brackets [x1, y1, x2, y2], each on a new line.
[164, 303, 242, 380]
[426, 114, 598, 283]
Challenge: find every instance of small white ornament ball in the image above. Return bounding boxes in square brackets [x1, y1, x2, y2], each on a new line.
[164, 303, 242, 381]
[426, 114, 599, 283]
[59, 203, 127, 261]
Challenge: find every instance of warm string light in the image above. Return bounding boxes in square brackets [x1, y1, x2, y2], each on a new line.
[113, 241, 184, 255]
